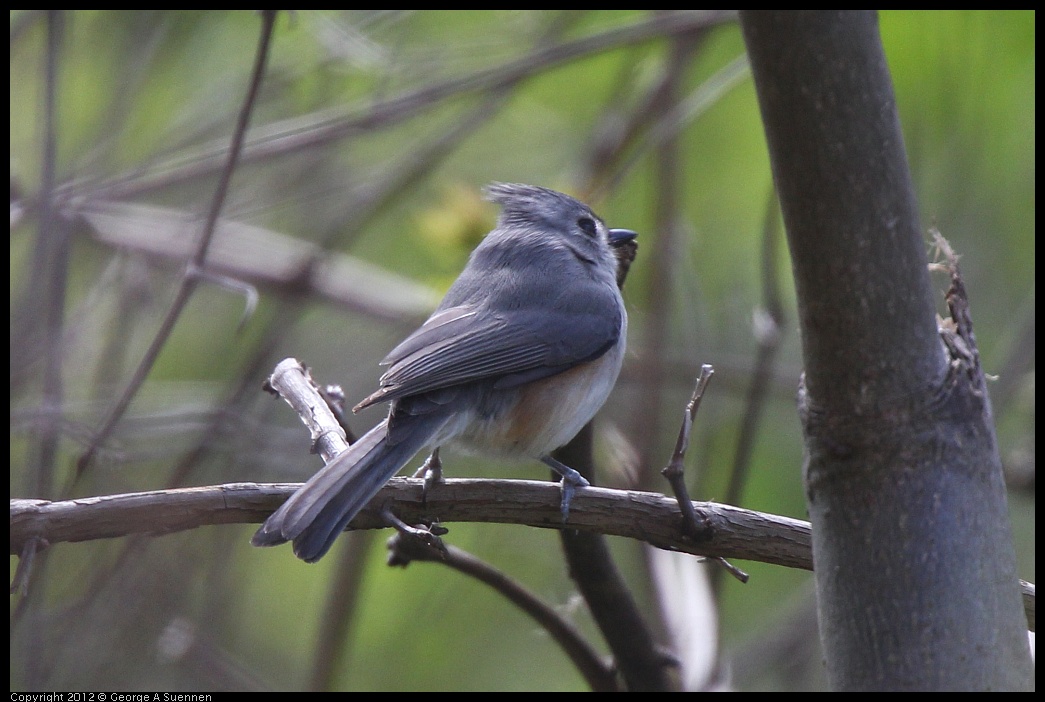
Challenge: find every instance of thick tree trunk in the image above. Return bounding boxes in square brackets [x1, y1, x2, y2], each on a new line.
[740, 10, 1033, 690]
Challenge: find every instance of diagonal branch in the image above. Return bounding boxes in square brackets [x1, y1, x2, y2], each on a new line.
[74, 11, 280, 480]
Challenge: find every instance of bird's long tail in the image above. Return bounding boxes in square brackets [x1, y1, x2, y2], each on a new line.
[252, 415, 438, 562]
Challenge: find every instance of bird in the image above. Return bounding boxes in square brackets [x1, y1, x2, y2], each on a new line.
[253, 182, 637, 562]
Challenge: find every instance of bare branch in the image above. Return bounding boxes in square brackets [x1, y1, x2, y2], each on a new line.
[75, 11, 280, 478]
[387, 527, 619, 691]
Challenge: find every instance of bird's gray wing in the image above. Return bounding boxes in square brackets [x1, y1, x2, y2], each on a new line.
[353, 295, 621, 411]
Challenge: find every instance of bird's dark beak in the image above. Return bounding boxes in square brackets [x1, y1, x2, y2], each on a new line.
[608, 228, 638, 248]
[607, 229, 638, 289]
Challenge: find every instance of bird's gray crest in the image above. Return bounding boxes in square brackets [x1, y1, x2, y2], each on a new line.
[483, 182, 600, 230]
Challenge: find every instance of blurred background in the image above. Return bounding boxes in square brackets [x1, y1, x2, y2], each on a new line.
[10, 10, 1034, 691]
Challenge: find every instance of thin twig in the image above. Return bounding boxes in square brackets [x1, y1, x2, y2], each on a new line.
[711, 191, 785, 593]
[601, 53, 751, 195]
[632, 33, 701, 497]
[386, 523, 619, 691]
[62, 12, 736, 205]
[10, 537, 43, 596]
[186, 265, 259, 334]
[723, 189, 785, 508]
[31, 10, 67, 500]
[73, 11, 279, 481]
[306, 529, 373, 692]
[264, 359, 348, 461]
[662, 364, 715, 537]
[661, 366, 748, 584]
[21, 14, 67, 690]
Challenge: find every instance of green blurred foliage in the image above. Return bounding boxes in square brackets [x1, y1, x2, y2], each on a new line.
[10, 10, 1033, 691]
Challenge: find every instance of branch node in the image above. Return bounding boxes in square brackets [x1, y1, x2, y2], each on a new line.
[384, 509, 449, 566]
[661, 365, 716, 541]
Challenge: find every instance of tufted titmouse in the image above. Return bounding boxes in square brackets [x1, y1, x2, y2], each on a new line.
[252, 183, 636, 562]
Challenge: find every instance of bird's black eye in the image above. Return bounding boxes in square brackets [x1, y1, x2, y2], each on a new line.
[577, 217, 597, 237]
